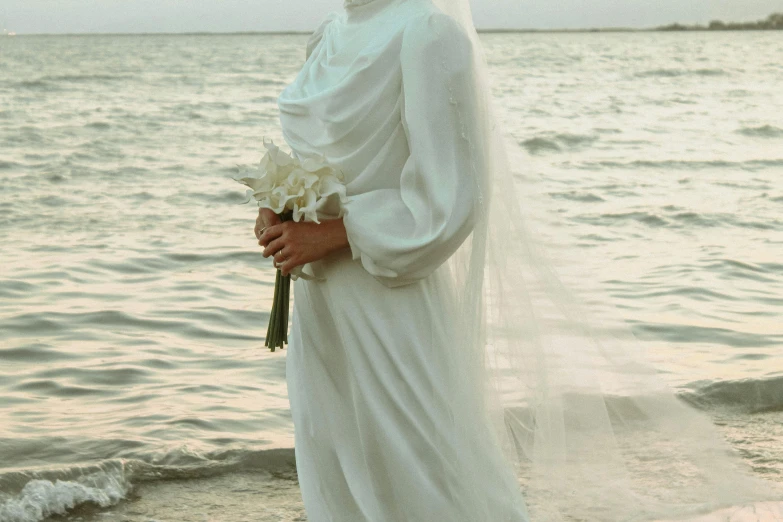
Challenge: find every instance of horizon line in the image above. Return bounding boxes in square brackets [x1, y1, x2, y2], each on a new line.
[5, 24, 781, 37]
[0, 27, 698, 36]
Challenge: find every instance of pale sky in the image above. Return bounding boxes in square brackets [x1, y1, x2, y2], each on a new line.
[1, 0, 781, 34]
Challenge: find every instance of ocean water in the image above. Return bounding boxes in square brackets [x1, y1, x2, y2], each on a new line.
[0, 30, 782, 521]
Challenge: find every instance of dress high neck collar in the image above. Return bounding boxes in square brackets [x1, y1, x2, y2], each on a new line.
[342, 0, 401, 23]
[343, 0, 381, 9]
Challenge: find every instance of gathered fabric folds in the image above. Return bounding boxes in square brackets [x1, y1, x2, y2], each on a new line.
[279, 0, 530, 520]
[277, 0, 783, 520]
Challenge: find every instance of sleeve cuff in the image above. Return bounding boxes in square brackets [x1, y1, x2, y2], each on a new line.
[342, 202, 402, 284]
[341, 201, 363, 262]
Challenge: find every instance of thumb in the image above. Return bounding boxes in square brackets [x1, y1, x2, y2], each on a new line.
[260, 208, 282, 228]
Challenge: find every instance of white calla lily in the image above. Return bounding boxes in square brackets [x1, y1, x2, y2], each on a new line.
[234, 139, 349, 223]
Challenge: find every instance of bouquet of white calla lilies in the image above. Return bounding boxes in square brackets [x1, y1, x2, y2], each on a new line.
[233, 138, 349, 351]
[237, 139, 348, 223]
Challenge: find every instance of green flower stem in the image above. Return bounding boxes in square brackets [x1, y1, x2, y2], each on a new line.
[264, 210, 294, 352]
[265, 271, 274, 344]
[266, 268, 280, 350]
[282, 272, 289, 344]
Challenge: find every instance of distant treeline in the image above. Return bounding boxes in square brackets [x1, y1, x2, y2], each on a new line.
[657, 12, 783, 31]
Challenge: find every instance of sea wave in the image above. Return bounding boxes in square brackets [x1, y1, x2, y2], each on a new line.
[8, 74, 135, 93]
[737, 125, 783, 138]
[549, 190, 605, 203]
[630, 320, 782, 349]
[40, 74, 134, 83]
[520, 133, 598, 155]
[575, 159, 783, 170]
[0, 372, 781, 521]
[680, 376, 783, 414]
[0, 308, 263, 340]
[0, 468, 128, 522]
[0, 448, 296, 522]
[11, 80, 58, 92]
[634, 68, 729, 78]
[574, 210, 781, 231]
[0, 161, 19, 170]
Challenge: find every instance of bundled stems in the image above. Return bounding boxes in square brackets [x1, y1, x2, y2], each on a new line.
[236, 141, 348, 351]
[265, 210, 294, 351]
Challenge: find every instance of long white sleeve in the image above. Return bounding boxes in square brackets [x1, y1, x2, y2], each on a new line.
[341, 12, 485, 288]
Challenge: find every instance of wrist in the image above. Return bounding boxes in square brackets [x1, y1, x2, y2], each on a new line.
[327, 217, 350, 254]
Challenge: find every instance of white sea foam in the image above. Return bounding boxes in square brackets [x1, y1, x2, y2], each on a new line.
[0, 471, 129, 522]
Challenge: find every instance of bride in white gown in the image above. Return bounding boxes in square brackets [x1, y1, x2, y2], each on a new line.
[255, 0, 783, 520]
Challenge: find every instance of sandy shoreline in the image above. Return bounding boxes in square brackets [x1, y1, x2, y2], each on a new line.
[42, 469, 783, 522]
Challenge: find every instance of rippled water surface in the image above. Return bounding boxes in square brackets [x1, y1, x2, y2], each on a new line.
[0, 31, 781, 521]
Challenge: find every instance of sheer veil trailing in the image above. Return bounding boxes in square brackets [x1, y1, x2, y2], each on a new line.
[427, 0, 783, 520]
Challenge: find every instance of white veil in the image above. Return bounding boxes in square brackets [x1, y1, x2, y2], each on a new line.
[429, 0, 783, 520]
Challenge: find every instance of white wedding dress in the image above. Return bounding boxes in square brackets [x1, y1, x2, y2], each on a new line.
[276, 0, 783, 521]
[277, 0, 531, 520]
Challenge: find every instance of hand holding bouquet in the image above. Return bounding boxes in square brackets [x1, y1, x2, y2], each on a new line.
[234, 138, 349, 351]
